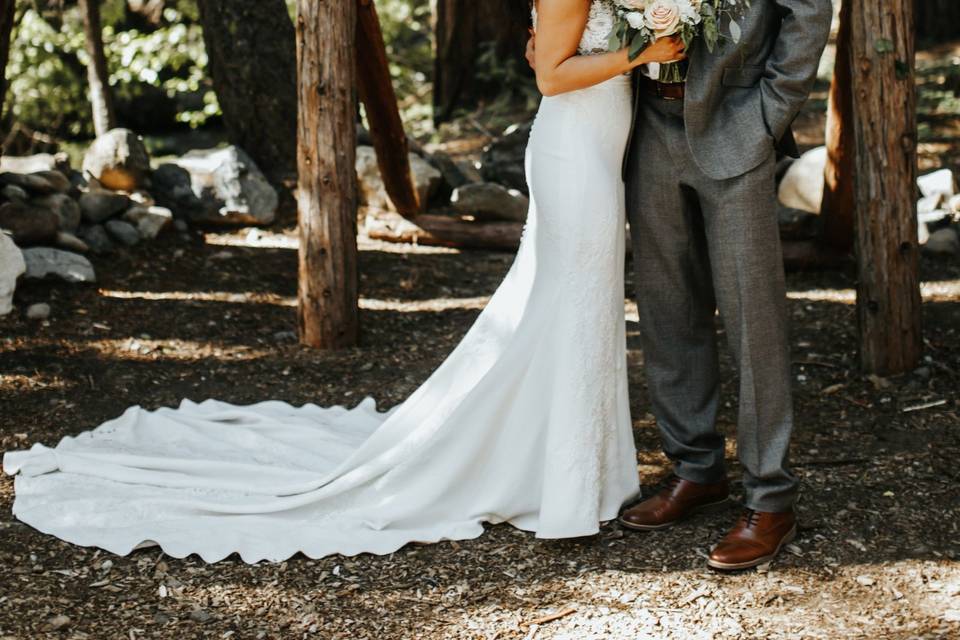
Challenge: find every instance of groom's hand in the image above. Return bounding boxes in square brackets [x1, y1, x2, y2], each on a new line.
[526, 29, 536, 71]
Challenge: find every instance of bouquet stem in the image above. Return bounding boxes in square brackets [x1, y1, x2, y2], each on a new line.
[658, 60, 688, 84]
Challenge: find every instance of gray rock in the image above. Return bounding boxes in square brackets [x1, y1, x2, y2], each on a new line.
[154, 146, 277, 225]
[918, 193, 944, 215]
[123, 205, 173, 240]
[0, 233, 25, 316]
[0, 153, 60, 174]
[777, 146, 826, 214]
[22, 247, 96, 283]
[356, 146, 442, 213]
[79, 191, 132, 224]
[451, 183, 529, 223]
[778, 206, 820, 240]
[0, 202, 60, 245]
[77, 224, 114, 254]
[429, 151, 471, 191]
[55, 231, 89, 253]
[0, 170, 71, 195]
[456, 159, 484, 185]
[923, 227, 960, 256]
[173, 219, 189, 232]
[917, 168, 956, 199]
[1, 184, 29, 203]
[481, 122, 533, 194]
[26, 303, 50, 320]
[948, 194, 960, 215]
[105, 219, 140, 247]
[82, 128, 152, 191]
[32, 193, 82, 232]
[44, 614, 71, 632]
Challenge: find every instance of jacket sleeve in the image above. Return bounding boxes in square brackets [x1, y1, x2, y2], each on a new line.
[759, 0, 833, 141]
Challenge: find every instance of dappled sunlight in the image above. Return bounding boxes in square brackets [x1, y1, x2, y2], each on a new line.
[0, 373, 70, 393]
[787, 279, 960, 304]
[72, 338, 272, 363]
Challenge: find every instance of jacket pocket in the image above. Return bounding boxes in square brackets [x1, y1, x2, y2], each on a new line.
[722, 65, 764, 88]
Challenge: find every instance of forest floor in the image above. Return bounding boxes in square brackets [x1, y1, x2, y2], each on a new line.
[1, 226, 958, 640]
[2, 40, 960, 640]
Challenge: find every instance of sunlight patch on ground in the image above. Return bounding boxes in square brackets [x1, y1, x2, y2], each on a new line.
[0, 373, 69, 392]
[788, 279, 960, 305]
[202, 229, 462, 255]
[79, 338, 273, 362]
[99, 289, 491, 313]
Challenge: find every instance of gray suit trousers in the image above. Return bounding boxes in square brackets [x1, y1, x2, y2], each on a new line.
[626, 97, 798, 512]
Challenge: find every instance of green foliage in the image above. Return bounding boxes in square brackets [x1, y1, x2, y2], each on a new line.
[6, 0, 215, 141]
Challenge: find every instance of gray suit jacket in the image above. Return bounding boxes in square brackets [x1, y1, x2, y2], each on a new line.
[623, 0, 833, 182]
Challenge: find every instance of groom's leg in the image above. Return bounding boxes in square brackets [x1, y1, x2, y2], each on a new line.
[695, 156, 799, 513]
[626, 100, 726, 484]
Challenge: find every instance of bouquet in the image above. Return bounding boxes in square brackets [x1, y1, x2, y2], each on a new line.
[607, 0, 748, 84]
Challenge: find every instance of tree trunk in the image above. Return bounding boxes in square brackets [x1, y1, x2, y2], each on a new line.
[850, 0, 923, 374]
[915, 0, 960, 42]
[79, 0, 117, 137]
[356, 0, 420, 216]
[197, 0, 297, 182]
[295, 0, 359, 349]
[0, 0, 15, 135]
[820, 0, 855, 251]
[433, 0, 530, 122]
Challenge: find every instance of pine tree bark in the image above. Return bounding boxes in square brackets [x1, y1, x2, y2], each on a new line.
[820, 0, 855, 251]
[356, 0, 420, 216]
[79, 0, 117, 137]
[850, 0, 923, 374]
[0, 0, 15, 135]
[197, 0, 297, 181]
[295, 0, 359, 349]
[433, 0, 530, 122]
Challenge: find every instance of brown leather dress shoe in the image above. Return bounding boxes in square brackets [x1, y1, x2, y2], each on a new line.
[619, 475, 730, 531]
[707, 508, 797, 571]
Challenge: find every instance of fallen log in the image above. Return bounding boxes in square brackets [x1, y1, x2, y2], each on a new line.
[364, 210, 522, 251]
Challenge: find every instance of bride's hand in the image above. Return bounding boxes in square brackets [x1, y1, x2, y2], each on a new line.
[635, 36, 687, 66]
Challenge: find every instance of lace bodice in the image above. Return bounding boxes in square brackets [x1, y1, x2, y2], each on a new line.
[532, 0, 616, 55]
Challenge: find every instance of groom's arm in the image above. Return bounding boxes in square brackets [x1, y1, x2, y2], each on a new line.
[760, 0, 833, 141]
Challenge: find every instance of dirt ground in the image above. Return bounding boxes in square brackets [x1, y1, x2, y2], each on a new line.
[1, 218, 959, 639]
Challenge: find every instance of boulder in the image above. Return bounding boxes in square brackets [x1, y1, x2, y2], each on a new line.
[481, 122, 533, 194]
[56, 232, 89, 253]
[0, 154, 57, 174]
[923, 227, 960, 256]
[32, 193, 82, 232]
[429, 151, 472, 191]
[355, 146, 442, 213]
[77, 224, 114, 254]
[0, 202, 60, 246]
[0, 170, 71, 195]
[26, 302, 51, 320]
[21, 247, 96, 283]
[1, 184, 29, 203]
[82, 128, 152, 191]
[0, 233, 25, 316]
[777, 146, 827, 214]
[778, 206, 819, 240]
[79, 191, 132, 224]
[105, 220, 140, 247]
[153, 146, 277, 225]
[123, 205, 173, 240]
[451, 183, 529, 223]
[917, 168, 956, 199]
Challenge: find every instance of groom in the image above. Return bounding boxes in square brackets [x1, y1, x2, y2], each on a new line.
[615, 0, 833, 570]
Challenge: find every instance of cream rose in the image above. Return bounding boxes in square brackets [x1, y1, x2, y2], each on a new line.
[625, 10, 645, 29]
[619, 0, 651, 10]
[644, 0, 681, 38]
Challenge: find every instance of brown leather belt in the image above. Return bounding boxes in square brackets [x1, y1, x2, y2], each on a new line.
[639, 75, 685, 100]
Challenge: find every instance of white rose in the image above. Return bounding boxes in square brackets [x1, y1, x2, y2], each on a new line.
[625, 11, 645, 29]
[677, 0, 703, 25]
[619, 0, 651, 10]
[644, 0, 681, 38]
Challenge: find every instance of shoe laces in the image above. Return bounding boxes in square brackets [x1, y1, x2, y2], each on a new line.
[658, 475, 683, 497]
[740, 509, 761, 529]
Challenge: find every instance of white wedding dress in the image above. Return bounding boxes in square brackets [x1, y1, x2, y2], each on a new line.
[3, 2, 639, 563]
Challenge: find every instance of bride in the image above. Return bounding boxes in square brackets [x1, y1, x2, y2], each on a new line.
[3, 1, 685, 563]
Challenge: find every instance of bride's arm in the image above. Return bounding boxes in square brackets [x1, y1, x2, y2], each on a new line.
[534, 0, 686, 97]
